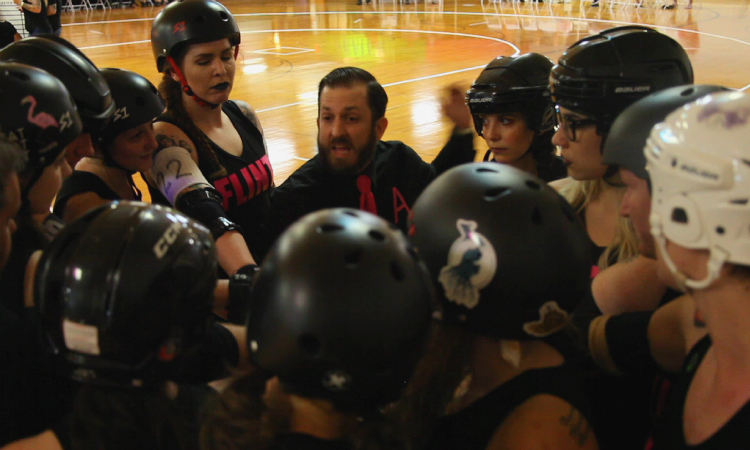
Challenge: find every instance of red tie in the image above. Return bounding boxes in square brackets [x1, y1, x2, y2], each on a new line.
[356, 174, 378, 215]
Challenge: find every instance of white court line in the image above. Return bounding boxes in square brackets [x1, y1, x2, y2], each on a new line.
[70, 10, 750, 91]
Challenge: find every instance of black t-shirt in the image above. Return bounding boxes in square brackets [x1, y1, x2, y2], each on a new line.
[426, 364, 593, 450]
[268, 140, 435, 241]
[21, 0, 52, 34]
[151, 101, 273, 261]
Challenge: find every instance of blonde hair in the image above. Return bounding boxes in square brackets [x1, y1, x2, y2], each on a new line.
[559, 178, 639, 270]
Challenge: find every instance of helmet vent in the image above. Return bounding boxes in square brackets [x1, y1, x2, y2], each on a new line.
[390, 262, 405, 281]
[716, 226, 725, 235]
[369, 230, 385, 242]
[476, 167, 499, 174]
[671, 208, 688, 224]
[525, 180, 541, 190]
[730, 198, 748, 205]
[8, 70, 30, 81]
[484, 187, 510, 201]
[742, 159, 750, 168]
[318, 224, 344, 233]
[218, 11, 229, 21]
[343, 210, 359, 217]
[531, 207, 542, 225]
[345, 249, 362, 268]
[680, 87, 696, 97]
[298, 333, 321, 356]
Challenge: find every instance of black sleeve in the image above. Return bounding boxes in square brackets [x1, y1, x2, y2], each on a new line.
[430, 130, 476, 176]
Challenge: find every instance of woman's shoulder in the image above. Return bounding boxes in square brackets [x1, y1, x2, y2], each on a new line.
[227, 100, 264, 133]
[487, 394, 598, 450]
[549, 176, 575, 193]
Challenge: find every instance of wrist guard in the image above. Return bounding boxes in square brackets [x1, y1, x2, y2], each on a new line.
[227, 264, 260, 324]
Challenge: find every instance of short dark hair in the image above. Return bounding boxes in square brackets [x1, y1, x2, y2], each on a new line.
[0, 139, 25, 210]
[317, 67, 388, 121]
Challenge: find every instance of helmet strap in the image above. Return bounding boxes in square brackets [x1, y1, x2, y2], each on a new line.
[651, 215, 728, 291]
[166, 56, 220, 110]
[166, 46, 240, 111]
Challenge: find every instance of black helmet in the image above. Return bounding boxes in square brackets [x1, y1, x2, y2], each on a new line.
[409, 163, 590, 340]
[0, 36, 114, 134]
[467, 53, 554, 135]
[35, 202, 217, 387]
[94, 68, 165, 151]
[151, 0, 240, 73]
[550, 26, 693, 135]
[0, 62, 82, 169]
[247, 208, 435, 414]
[603, 84, 730, 181]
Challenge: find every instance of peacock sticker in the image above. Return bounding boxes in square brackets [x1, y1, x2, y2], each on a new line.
[438, 219, 497, 309]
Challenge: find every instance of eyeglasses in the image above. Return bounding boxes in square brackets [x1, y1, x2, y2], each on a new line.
[554, 106, 598, 142]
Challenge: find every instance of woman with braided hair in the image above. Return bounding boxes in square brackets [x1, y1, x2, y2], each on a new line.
[149, 0, 273, 275]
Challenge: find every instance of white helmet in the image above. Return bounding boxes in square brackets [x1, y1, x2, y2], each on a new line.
[646, 90, 750, 289]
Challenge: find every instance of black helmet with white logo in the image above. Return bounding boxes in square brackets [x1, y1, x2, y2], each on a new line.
[550, 26, 693, 135]
[35, 202, 217, 387]
[467, 53, 554, 135]
[409, 162, 590, 340]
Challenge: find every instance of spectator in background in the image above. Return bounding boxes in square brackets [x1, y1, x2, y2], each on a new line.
[0, 20, 21, 47]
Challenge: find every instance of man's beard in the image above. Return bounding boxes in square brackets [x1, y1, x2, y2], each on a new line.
[318, 125, 378, 176]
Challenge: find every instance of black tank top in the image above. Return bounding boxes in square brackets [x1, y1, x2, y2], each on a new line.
[53, 170, 131, 219]
[649, 335, 750, 449]
[153, 101, 274, 261]
[427, 364, 593, 450]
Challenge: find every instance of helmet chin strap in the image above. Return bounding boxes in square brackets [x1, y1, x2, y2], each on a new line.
[166, 46, 240, 111]
[650, 213, 728, 291]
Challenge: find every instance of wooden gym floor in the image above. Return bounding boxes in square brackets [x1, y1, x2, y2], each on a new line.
[59, 0, 750, 185]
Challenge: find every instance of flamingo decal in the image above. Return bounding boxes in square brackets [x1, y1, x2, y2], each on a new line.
[22, 96, 59, 130]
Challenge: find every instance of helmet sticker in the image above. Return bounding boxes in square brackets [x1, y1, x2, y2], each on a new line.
[59, 111, 75, 132]
[22, 96, 59, 129]
[173, 21, 187, 34]
[438, 219, 497, 309]
[153, 222, 183, 259]
[63, 319, 101, 355]
[113, 106, 130, 123]
[697, 104, 750, 129]
[322, 370, 352, 392]
[522, 301, 570, 337]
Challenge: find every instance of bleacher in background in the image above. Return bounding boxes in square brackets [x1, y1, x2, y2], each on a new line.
[0, 0, 26, 38]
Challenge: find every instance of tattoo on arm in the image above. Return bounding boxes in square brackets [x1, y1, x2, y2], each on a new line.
[238, 103, 261, 129]
[156, 133, 195, 154]
[560, 406, 592, 447]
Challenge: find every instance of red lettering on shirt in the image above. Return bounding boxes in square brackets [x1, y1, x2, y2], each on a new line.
[214, 178, 233, 211]
[392, 187, 411, 224]
[229, 173, 249, 205]
[249, 162, 269, 195]
[211, 155, 274, 209]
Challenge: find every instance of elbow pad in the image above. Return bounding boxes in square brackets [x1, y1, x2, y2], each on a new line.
[590, 311, 657, 376]
[175, 187, 242, 240]
[152, 146, 211, 205]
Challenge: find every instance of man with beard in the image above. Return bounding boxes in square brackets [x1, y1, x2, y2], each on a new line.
[268, 67, 475, 241]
